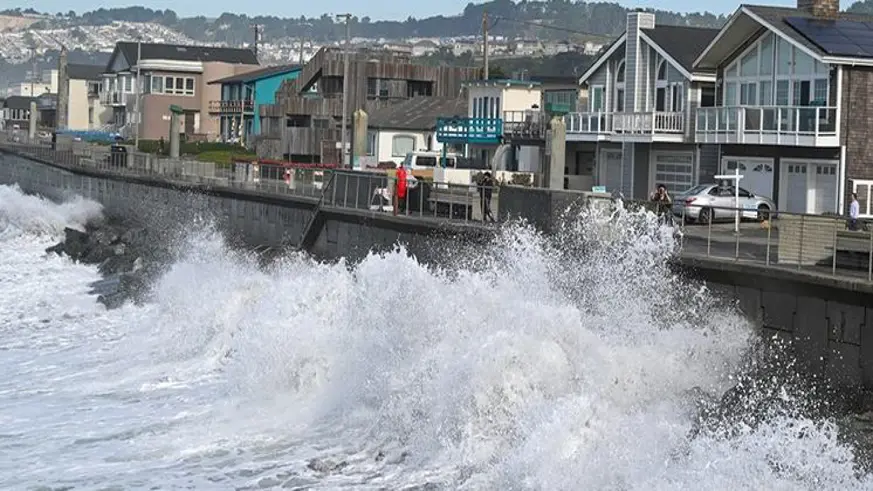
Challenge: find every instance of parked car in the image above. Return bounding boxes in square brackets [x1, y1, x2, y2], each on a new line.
[672, 184, 776, 224]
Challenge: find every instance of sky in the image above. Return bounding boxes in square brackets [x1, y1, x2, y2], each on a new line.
[9, 0, 862, 22]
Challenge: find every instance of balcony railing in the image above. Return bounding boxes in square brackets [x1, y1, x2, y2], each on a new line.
[695, 106, 837, 146]
[436, 117, 503, 144]
[564, 111, 685, 138]
[503, 110, 547, 140]
[100, 92, 127, 106]
[209, 99, 254, 114]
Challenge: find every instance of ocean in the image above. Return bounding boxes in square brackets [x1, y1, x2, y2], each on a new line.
[0, 183, 871, 490]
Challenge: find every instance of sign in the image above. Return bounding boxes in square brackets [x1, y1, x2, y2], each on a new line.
[592, 186, 607, 193]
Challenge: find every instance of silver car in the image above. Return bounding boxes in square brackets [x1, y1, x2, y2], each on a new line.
[672, 184, 776, 224]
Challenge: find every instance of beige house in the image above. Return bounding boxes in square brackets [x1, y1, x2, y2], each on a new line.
[65, 64, 111, 131]
[100, 42, 260, 142]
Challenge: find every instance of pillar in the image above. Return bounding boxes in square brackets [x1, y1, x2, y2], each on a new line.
[352, 109, 368, 169]
[169, 112, 180, 158]
[547, 115, 566, 190]
[57, 47, 69, 131]
[28, 101, 37, 141]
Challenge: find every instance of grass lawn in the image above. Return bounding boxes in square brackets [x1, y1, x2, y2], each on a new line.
[195, 150, 257, 167]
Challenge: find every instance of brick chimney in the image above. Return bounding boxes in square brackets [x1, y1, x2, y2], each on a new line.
[798, 0, 839, 19]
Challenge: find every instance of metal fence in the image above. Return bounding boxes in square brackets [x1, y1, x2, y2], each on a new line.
[666, 203, 873, 283]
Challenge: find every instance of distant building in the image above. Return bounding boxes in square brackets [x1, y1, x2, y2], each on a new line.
[64, 63, 111, 131]
[208, 64, 303, 145]
[100, 42, 260, 142]
[6, 69, 57, 97]
[2, 95, 35, 131]
[366, 97, 468, 165]
[412, 40, 439, 57]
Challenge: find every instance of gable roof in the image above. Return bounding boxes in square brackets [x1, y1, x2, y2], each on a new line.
[641, 25, 720, 74]
[578, 33, 627, 84]
[208, 64, 302, 85]
[696, 5, 873, 69]
[4, 96, 35, 110]
[368, 97, 468, 131]
[105, 42, 258, 73]
[67, 63, 104, 80]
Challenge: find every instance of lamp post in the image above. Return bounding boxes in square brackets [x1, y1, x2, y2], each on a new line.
[336, 13, 351, 167]
[134, 39, 141, 149]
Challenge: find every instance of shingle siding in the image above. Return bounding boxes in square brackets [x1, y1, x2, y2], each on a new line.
[841, 66, 873, 206]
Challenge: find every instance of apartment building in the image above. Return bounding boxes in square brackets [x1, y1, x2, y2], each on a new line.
[570, 11, 720, 200]
[257, 47, 479, 164]
[693, 0, 865, 216]
[100, 42, 259, 142]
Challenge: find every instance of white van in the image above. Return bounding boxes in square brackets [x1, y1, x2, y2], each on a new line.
[401, 151, 463, 170]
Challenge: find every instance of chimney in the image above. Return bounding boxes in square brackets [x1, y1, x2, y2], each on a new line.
[624, 9, 655, 113]
[797, 0, 839, 19]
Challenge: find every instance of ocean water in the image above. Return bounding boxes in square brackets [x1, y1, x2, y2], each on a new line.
[0, 183, 871, 490]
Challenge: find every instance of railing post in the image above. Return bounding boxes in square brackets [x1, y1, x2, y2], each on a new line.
[419, 180, 424, 217]
[765, 214, 772, 266]
[734, 206, 740, 261]
[868, 224, 873, 282]
[354, 172, 360, 210]
[798, 214, 805, 270]
[343, 172, 349, 208]
[707, 214, 712, 257]
[832, 219, 839, 276]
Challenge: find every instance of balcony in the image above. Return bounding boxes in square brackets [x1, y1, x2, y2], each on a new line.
[503, 110, 547, 141]
[209, 99, 254, 114]
[436, 117, 503, 144]
[564, 111, 686, 142]
[100, 92, 127, 106]
[695, 106, 838, 147]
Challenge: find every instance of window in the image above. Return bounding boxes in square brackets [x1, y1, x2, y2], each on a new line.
[656, 60, 667, 112]
[124, 76, 132, 92]
[153, 76, 195, 96]
[590, 85, 604, 111]
[151, 76, 163, 93]
[392, 135, 415, 157]
[615, 60, 625, 112]
[670, 84, 684, 112]
[366, 131, 376, 156]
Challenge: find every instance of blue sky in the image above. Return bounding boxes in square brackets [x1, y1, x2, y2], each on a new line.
[18, 0, 861, 22]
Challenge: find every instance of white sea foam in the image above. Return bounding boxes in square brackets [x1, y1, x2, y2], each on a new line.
[0, 184, 870, 489]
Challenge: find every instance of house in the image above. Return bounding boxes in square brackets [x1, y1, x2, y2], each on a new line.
[412, 40, 440, 57]
[35, 92, 57, 129]
[571, 10, 720, 198]
[3, 96, 34, 131]
[64, 63, 111, 131]
[693, 0, 866, 216]
[257, 47, 479, 164]
[366, 97, 468, 165]
[207, 64, 302, 145]
[100, 42, 260, 142]
[6, 69, 56, 97]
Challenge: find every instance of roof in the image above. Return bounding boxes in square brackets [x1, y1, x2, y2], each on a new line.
[696, 5, 873, 69]
[529, 75, 579, 89]
[208, 64, 302, 85]
[66, 63, 104, 80]
[463, 79, 542, 88]
[641, 25, 721, 73]
[108, 42, 258, 72]
[368, 97, 468, 131]
[4, 96, 35, 110]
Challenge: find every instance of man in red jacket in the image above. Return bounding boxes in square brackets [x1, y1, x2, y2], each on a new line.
[394, 164, 408, 216]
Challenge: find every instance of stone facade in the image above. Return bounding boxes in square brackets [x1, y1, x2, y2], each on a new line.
[840, 66, 873, 205]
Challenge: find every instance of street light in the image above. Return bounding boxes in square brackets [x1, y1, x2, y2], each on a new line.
[134, 39, 142, 149]
[336, 13, 351, 167]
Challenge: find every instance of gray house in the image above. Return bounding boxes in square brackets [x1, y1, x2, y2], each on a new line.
[571, 10, 720, 199]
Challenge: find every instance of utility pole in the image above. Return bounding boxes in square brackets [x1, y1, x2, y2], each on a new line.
[336, 13, 351, 167]
[134, 39, 141, 148]
[482, 11, 489, 80]
[252, 24, 261, 60]
[30, 47, 36, 96]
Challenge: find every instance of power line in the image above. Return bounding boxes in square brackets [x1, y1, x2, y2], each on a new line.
[489, 15, 610, 39]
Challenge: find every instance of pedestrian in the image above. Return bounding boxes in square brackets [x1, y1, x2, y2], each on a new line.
[849, 192, 860, 231]
[478, 171, 495, 222]
[650, 183, 673, 225]
[394, 163, 408, 216]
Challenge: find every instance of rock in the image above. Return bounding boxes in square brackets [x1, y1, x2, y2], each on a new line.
[98, 254, 137, 276]
[62, 227, 90, 261]
[45, 242, 65, 255]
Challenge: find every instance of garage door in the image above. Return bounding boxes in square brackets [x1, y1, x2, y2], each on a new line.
[652, 152, 694, 195]
[600, 150, 622, 194]
[813, 164, 837, 214]
[723, 158, 774, 199]
[784, 163, 808, 214]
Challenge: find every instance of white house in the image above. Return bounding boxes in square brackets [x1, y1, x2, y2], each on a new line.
[366, 97, 468, 165]
[65, 63, 111, 131]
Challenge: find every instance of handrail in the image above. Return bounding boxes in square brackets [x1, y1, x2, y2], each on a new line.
[297, 171, 337, 251]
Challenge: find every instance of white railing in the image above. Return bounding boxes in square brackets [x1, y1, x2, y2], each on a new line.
[100, 91, 126, 106]
[695, 106, 837, 145]
[564, 111, 685, 135]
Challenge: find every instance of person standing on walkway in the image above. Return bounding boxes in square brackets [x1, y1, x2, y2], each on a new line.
[849, 193, 860, 231]
[394, 164, 408, 216]
[650, 183, 672, 224]
[478, 172, 495, 222]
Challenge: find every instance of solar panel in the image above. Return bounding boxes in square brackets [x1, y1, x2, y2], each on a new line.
[785, 16, 873, 58]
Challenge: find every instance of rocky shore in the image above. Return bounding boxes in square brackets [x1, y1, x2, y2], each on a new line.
[46, 222, 161, 309]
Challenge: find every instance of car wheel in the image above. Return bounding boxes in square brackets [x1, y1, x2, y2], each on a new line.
[757, 204, 770, 222]
[699, 208, 713, 224]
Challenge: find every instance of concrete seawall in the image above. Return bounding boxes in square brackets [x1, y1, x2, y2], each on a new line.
[2, 150, 873, 391]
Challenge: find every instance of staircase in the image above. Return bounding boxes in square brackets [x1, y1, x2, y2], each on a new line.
[297, 171, 336, 251]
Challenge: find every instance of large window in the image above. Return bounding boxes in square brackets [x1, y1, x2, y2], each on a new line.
[590, 85, 604, 111]
[148, 76, 196, 96]
[722, 32, 828, 107]
[614, 60, 625, 112]
[392, 134, 416, 157]
[655, 60, 684, 112]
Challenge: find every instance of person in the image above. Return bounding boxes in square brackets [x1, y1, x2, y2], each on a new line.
[650, 183, 673, 224]
[849, 192, 860, 231]
[394, 163, 408, 216]
[478, 171, 495, 222]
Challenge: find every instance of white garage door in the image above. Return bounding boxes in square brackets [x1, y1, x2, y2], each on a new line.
[723, 158, 774, 199]
[652, 152, 694, 195]
[784, 163, 808, 214]
[813, 164, 837, 214]
[600, 150, 623, 194]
